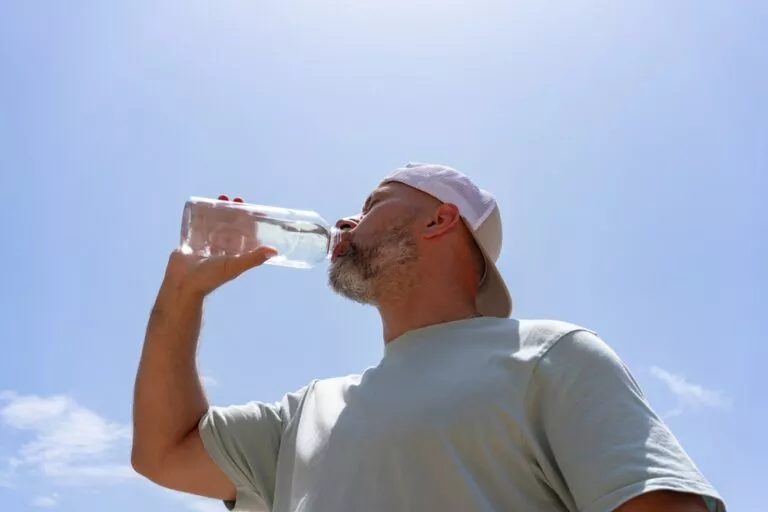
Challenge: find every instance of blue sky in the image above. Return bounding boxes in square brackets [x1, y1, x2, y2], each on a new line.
[0, 1, 765, 511]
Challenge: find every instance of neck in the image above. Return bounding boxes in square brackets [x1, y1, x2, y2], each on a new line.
[375, 279, 480, 343]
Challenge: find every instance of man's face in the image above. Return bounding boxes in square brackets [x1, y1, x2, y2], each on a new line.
[328, 182, 422, 305]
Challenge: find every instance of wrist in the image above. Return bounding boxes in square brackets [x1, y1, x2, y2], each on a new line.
[155, 278, 205, 318]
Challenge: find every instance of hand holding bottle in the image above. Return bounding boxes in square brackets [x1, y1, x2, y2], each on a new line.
[165, 194, 278, 300]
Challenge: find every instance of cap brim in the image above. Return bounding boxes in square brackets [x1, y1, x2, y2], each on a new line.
[476, 248, 513, 318]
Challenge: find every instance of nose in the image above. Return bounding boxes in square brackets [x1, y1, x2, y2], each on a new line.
[335, 215, 360, 232]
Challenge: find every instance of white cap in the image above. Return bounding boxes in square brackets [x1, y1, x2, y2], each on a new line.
[382, 162, 513, 318]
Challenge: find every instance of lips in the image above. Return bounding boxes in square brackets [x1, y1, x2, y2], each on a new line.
[331, 238, 354, 260]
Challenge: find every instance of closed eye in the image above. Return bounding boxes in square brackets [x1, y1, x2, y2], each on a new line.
[361, 199, 378, 216]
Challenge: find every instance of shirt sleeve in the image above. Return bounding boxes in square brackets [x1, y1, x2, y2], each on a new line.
[198, 385, 311, 511]
[527, 329, 727, 512]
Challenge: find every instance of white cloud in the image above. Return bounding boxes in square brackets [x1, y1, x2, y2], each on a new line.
[0, 391, 135, 487]
[2, 391, 238, 511]
[650, 366, 730, 417]
[32, 494, 58, 508]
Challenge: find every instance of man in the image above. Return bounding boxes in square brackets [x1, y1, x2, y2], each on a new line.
[132, 163, 726, 511]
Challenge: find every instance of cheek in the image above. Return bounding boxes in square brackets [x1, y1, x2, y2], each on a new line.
[354, 205, 419, 244]
[352, 215, 385, 241]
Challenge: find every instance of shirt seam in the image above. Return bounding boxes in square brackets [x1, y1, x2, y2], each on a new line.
[523, 327, 593, 413]
[520, 326, 595, 505]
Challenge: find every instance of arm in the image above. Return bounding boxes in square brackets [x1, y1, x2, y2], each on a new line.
[616, 490, 711, 512]
[131, 278, 234, 499]
[131, 247, 277, 500]
[527, 330, 726, 512]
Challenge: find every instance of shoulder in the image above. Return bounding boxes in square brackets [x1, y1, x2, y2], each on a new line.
[299, 373, 364, 401]
[256, 374, 366, 424]
[462, 317, 601, 365]
[515, 319, 630, 387]
[310, 373, 364, 391]
[511, 318, 600, 360]
[522, 322, 642, 407]
[500, 319, 633, 395]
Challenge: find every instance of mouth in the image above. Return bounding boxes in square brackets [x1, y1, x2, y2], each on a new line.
[331, 238, 355, 261]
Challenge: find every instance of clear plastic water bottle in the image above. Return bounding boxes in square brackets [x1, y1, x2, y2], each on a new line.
[179, 196, 341, 269]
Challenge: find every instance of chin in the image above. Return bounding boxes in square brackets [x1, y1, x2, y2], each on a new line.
[327, 262, 374, 305]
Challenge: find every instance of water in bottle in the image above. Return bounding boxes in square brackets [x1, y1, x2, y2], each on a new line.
[179, 196, 341, 269]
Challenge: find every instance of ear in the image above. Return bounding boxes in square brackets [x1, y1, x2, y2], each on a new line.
[423, 203, 462, 239]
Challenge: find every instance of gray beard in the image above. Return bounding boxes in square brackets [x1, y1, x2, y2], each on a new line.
[328, 225, 418, 305]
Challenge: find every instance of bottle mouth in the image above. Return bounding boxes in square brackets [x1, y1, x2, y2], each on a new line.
[327, 227, 345, 259]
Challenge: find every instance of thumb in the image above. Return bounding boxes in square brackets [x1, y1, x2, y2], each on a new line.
[221, 246, 278, 279]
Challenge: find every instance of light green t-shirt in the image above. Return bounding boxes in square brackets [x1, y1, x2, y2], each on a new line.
[199, 318, 726, 512]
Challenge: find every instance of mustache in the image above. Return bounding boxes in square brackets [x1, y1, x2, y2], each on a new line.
[332, 234, 360, 259]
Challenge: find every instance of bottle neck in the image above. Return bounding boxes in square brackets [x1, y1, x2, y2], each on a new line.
[326, 226, 343, 258]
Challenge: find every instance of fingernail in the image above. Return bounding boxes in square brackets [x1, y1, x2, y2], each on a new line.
[217, 194, 229, 201]
[233, 196, 244, 203]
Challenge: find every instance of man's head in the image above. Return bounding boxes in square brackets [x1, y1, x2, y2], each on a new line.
[328, 163, 512, 318]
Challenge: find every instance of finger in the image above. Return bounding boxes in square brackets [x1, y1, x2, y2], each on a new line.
[222, 246, 278, 278]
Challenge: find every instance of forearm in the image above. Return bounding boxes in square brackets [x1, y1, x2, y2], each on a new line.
[132, 282, 209, 466]
[615, 490, 712, 512]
